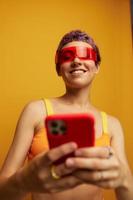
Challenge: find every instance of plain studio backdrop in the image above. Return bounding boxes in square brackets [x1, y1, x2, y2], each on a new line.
[0, 0, 132, 199]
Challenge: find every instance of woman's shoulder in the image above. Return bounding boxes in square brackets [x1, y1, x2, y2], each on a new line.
[20, 99, 47, 124]
[22, 99, 45, 113]
[106, 113, 123, 138]
[107, 114, 122, 128]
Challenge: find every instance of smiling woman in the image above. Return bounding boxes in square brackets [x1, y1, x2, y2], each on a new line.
[0, 30, 133, 200]
[55, 30, 101, 75]
[56, 40, 99, 89]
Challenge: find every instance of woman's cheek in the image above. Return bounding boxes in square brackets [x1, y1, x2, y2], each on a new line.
[84, 62, 96, 72]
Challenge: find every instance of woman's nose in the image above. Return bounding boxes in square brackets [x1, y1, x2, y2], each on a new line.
[72, 57, 82, 66]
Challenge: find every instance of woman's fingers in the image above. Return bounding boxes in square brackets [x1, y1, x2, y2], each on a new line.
[73, 169, 120, 183]
[65, 147, 115, 171]
[95, 179, 120, 189]
[26, 142, 81, 193]
[75, 146, 114, 159]
[40, 142, 78, 166]
[66, 154, 119, 170]
[51, 163, 76, 178]
[47, 175, 82, 193]
[47, 147, 114, 181]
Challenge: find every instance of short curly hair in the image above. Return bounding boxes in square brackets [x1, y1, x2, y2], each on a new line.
[55, 30, 101, 75]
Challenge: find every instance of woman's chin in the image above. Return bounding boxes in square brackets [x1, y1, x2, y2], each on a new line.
[66, 81, 92, 89]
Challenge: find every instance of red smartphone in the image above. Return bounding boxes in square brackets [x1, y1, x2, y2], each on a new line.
[45, 113, 95, 164]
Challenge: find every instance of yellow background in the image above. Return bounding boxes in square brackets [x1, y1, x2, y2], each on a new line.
[0, 0, 132, 199]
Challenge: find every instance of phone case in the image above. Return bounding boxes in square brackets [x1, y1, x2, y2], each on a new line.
[45, 113, 95, 164]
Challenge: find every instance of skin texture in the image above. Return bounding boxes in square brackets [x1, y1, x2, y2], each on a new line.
[0, 41, 133, 200]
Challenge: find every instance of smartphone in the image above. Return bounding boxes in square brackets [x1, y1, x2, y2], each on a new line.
[45, 113, 95, 164]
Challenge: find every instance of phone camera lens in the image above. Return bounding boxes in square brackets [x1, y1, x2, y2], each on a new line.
[51, 130, 59, 135]
[60, 125, 67, 134]
[51, 121, 58, 128]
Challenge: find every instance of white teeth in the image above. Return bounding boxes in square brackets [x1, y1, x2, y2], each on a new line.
[71, 70, 85, 75]
[70, 69, 86, 74]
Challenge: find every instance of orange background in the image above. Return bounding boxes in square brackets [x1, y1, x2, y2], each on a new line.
[0, 0, 132, 199]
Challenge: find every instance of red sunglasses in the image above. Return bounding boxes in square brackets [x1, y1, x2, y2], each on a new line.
[55, 46, 97, 66]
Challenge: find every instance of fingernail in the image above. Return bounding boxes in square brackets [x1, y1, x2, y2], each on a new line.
[70, 142, 78, 149]
[66, 159, 74, 167]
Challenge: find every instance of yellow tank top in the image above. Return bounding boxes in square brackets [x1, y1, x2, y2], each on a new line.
[28, 99, 111, 160]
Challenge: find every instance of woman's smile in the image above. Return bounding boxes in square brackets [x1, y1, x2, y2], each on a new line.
[69, 68, 87, 75]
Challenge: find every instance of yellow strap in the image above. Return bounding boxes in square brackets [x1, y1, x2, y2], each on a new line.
[43, 99, 54, 115]
[43, 100, 108, 133]
[101, 111, 108, 133]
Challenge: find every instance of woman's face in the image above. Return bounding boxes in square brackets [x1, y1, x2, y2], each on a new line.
[58, 41, 99, 89]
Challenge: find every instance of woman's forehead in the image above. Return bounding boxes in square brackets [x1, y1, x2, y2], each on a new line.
[62, 41, 93, 49]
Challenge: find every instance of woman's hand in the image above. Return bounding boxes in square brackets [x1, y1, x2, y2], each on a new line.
[21, 142, 82, 194]
[65, 147, 127, 189]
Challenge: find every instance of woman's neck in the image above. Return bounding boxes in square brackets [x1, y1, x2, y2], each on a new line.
[60, 86, 92, 108]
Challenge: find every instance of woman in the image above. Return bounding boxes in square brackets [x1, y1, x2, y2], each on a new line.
[0, 30, 133, 200]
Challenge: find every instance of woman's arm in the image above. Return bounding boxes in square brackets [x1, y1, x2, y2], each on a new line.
[0, 100, 82, 200]
[109, 117, 133, 200]
[0, 101, 40, 200]
[0, 168, 29, 200]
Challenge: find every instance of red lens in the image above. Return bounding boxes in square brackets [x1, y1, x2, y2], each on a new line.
[56, 46, 96, 65]
[60, 49, 75, 63]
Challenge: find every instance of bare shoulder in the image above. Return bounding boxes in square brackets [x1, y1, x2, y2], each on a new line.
[107, 114, 123, 136]
[0, 99, 47, 176]
[20, 99, 46, 127]
[22, 99, 46, 115]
